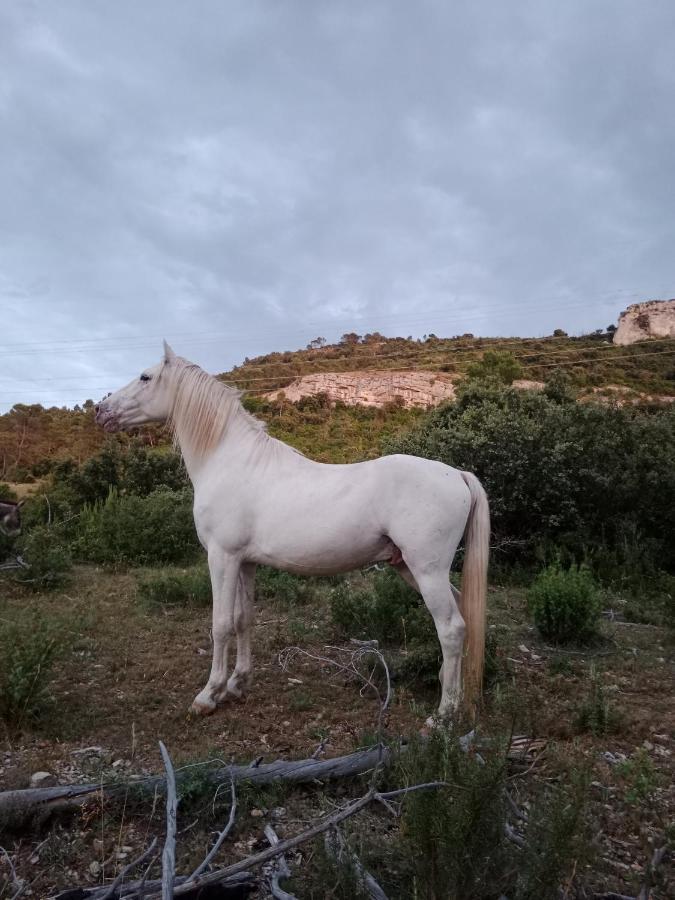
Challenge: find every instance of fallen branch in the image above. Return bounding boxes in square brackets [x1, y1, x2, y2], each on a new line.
[189, 777, 237, 879]
[158, 742, 177, 900]
[92, 837, 158, 900]
[264, 824, 297, 900]
[324, 826, 388, 900]
[0, 745, 391, 832]
[143, 782, 447, 900]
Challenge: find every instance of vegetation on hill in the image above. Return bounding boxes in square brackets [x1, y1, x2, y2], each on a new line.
[1, 328, 673, 478]
[224, 328, 675, 397]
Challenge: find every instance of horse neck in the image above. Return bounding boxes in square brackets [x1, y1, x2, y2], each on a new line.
[171, 399, 267, 482]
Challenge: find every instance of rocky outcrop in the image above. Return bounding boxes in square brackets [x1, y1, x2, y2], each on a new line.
[613, 299, 675, 345]
[265, 370, 458, 408]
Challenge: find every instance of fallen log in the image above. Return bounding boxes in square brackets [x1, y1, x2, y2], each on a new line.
[0, 745, 390, 833]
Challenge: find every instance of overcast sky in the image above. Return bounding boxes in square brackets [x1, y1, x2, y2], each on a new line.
[1, 1, 674, 412]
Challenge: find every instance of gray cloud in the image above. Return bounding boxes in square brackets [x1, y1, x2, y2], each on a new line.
[1, 0, 674, 410]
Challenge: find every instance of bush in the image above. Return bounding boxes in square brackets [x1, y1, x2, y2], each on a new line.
[136, 564, 212, 608]
[74, 487, 200, 565]
[330, 568, 434, 646]
[255, 566, 316, 606]
[14, 525, 72, 590]
[527, 565, 601, 643]
[391, 727, 509, 898]
[387, 382, 675, 576]
[0, 614, 66, 730]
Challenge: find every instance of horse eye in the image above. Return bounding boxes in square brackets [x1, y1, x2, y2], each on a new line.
[140, 374, 151, 382]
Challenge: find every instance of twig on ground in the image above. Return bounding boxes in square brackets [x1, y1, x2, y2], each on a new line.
[264, 824, 297, 900]
[279, 643, 392, 784]
[93, 837, 158, 900]
[637, 844, 667, 900]
[158, 742, 177, 900]
[144, 781, 449, 899]
[189, 777, 237, 880]
[0, 846, 25, 900]
[324, 826, 389, 900]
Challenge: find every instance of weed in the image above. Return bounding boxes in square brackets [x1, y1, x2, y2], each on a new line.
[289, 689, 315, 712]
[0, 613, 67, 730]
[548, 655, 574, 676]
[527, 564, 601, 644]
[616, 749, 660, 805]
[574, 668, 623, 736]
[14, 525, 72, 590]
[515, 768, 593, 900]
[286, 616, 313, 642]
[136, 564, 211, 608]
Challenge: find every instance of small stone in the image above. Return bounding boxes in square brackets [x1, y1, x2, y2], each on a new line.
[272, 807, 287, 821]
[89, 861, 101, 876]
[112, 759, 125, 769]
[30, 771, 57, 788]
[250, 808, 265, 817]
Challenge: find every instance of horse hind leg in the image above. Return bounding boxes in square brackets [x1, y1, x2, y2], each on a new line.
[403, 563, 466, 717]
[393, 562, 463, 699]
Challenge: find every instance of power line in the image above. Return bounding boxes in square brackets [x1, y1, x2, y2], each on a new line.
[2, 334, 673, 391]
[0, 287, 660, 357]
[1, 346, 673, 401]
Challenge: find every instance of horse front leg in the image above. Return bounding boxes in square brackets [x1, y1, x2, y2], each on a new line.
[226, 562, 256, 698]
[191, 551, 240, 716]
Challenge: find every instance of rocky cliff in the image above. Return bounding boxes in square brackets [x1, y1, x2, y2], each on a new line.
[265, 371, 547, 408]
[613, 299, 675, 345]
[265, 370, 458, 408]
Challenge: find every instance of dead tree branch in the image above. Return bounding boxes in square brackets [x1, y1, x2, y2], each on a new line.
[158, 742, 177, 900]
[93, 837, 158, 900]
[189, 777, 237, 880]
[324, 826, 389, 900]
[264, 824, 297, 900]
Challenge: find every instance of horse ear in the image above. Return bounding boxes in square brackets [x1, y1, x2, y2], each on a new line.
[163, 340, 176, 363]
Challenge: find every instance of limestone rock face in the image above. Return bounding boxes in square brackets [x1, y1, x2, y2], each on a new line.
[613, 299, 675, 345]
[265, 370, 458, 408]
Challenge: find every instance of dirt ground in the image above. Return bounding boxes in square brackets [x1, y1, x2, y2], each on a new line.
[0, 566, 673, 898]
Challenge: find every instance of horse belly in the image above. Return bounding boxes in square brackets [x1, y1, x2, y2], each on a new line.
[251, 522, 391, 576]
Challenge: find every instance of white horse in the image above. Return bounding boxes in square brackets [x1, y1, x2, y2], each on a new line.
[96, 343, 490, 718]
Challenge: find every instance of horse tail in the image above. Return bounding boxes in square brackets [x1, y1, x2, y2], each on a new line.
[459, 470, 490, 706]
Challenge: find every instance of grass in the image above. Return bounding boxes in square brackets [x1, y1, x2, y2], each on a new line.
[136, 564, 212, 608]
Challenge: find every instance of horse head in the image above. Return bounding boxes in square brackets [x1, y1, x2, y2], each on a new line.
[95, 340, 179, 432]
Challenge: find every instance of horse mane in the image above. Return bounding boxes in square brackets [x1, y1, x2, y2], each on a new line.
[167, 358, 266, 460]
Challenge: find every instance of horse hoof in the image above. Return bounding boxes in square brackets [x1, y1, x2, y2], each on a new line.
[190, 697, 217, 716]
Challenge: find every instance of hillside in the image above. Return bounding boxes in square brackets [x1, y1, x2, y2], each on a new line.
[1, 328, 673, 477]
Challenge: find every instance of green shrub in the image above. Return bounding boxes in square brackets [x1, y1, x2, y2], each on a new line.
[255, 566, 316, 606]
[74, 487, 199, 565]
[526, 565, 601, 643]
[0, 483, 18, 501]
[391, 727, 509, 898]
[516, 771, 593, 900]
[14, 525, 72, 590]
[387, 383, 675, 576]
[0, 614, 66, 730]
[136, 564, 211, 608]
[330, 568, 433, 646]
